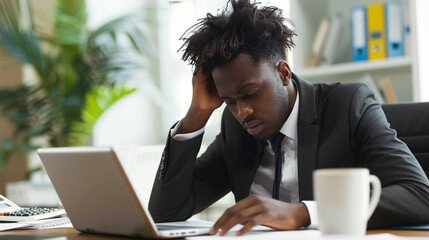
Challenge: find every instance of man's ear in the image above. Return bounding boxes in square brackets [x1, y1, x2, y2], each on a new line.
[276, 61, 292, 86]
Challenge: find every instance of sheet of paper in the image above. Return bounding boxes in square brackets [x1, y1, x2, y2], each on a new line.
[187, 229, 428, 240]
[0, 222, 30, 231]
[22, 217, 73, 229]
[0, 217, 73, 231]
[188, 229, 321, 240]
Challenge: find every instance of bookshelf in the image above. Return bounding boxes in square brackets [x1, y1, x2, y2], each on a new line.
[289, 0, 420, 102]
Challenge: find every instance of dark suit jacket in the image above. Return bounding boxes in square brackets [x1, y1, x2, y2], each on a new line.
[149, 74, 429, 228]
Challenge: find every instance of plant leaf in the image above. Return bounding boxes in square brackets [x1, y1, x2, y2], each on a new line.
[54, 0, 87, 46]
[68, 85, 136, 146]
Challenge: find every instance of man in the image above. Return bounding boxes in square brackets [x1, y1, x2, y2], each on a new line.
[149, 0, 429, 236]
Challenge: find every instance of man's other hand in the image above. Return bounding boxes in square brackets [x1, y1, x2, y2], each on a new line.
[209, 195, 310, 236]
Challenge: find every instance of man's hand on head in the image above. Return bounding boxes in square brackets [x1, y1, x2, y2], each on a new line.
[190, 66, 223, 112]
[178, 66, 223, 134]
[209, 195, 311, 236]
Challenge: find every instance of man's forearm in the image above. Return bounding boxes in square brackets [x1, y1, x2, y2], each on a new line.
[368, 183, 429, 228]
[149, 133, 204, 222]
[177, 108, 214, 134]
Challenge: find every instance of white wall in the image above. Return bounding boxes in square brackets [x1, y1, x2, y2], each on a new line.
[88, 0, 166, 146]
[415, 0, 429, 101]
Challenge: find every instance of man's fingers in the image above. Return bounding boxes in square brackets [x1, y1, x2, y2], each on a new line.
[212, 207, 240, 235]
[212, 199, 251, 230]
[236, 219, 260, 236]
[212, 198, 254, 230]
[214, 200, 265, 235]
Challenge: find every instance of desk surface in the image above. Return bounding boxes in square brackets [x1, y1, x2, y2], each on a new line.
[1, 228, 429, 239]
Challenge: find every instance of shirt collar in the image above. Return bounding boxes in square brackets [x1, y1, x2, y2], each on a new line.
[279, 84, 299, 141]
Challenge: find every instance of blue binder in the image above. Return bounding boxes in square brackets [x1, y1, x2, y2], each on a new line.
[350, 6, 367, 61]
[385, 2, 404, 57]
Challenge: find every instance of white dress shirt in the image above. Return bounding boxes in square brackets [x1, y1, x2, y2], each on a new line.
[249, 89, 299, 203]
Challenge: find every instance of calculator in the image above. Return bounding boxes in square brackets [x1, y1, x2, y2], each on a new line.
[0, 194, 66, 222]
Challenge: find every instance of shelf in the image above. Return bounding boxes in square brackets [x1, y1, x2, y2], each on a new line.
[289, 0, 418, 102]
[295, 56, 413, 79]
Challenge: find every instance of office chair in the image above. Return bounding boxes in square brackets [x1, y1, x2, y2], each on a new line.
[381, 102, 429, 178]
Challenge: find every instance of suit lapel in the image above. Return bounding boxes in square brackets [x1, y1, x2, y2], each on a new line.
[234, 139, 266, 201]
[294, 74, 320, 200]
[223, 108, 267, 201]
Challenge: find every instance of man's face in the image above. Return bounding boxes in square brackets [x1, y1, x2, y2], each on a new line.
[212, 53, 292, 140]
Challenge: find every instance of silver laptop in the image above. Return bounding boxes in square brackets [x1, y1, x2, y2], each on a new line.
[37, 147, 212, 238]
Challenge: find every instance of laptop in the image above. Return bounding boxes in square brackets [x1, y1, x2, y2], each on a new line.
[37, 147, 212, 238]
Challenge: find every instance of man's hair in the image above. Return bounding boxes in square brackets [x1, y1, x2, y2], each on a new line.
[179, 0, 296, 73]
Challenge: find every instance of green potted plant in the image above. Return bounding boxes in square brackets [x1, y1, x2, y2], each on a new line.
[0, 0, 155, 172]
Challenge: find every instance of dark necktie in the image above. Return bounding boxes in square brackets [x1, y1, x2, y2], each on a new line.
[271, 132, 285, 200]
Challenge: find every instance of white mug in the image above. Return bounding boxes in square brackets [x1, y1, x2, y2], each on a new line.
[313, 168, 381, 236]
